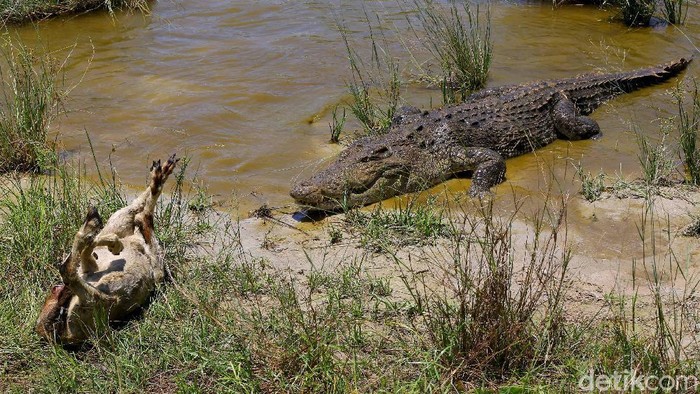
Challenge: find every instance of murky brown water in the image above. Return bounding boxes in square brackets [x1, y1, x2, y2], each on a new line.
[10, 0, 699, 215]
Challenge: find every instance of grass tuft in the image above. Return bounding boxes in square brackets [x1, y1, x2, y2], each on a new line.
[576, 164, 606, 202]
[413, 0, 492, 103]
[339, 12, 402, 136]
[397, 195, 572, 383]
[337, 0, 493, 137]
[328, 105, 346, 143]
[616, 0, 655, 26]
[0, 38, 63, 174]
[675, 80, 700, 185]
[345, 198, 451, 252]
[0, 0, 149, 24]
[635, 127, 675, 190]
[660, 0, 688, 24]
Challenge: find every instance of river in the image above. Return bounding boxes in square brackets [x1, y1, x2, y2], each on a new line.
[12, 0, 699, 214]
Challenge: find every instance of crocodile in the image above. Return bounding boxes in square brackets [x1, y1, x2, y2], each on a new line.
[291, 58, 692, 211]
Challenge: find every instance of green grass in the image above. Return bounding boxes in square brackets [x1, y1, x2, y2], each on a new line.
[395, 196, 572, 384]
[334, 0, 492, 140]
[344, 198, 452, 252]
[413, 0, 492, 104]
[338, 11, 402, 136]
[0, 38, 62, 174]
[0, 0, 149, 24]
[3, 154, 700, 391]
[575, 164, 606, 202]
[597, 195, 700, 382]
[615, 0, 655, 26]
[328, 105, 346, 144]
[675, 80, 700, 185]
[636, 127, 675, 190]
[660, 0, 689, 24]
[608, 0, 687, 26]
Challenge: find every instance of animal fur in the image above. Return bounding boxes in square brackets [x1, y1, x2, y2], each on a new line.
[35, 155, 179, 345]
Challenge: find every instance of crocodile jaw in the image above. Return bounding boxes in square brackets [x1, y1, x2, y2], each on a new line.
[290, 161, 413, 211]
[289, 180, 342, 211]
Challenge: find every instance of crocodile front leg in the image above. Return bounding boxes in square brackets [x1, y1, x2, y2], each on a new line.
[447, 146, 506, 197]
[553, 92, 601, 140]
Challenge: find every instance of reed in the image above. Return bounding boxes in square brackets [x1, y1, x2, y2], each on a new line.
[414, 0, 492, 103]
[339, 12, 402, 136]
[676, 81, 700, 185]
[328, 105, 346, 143]
[576, 164, 606, 202]
[617, 0, 655, 26]
[0, 38, 61, 174]
[660, 0, 688, 24]
[0, 0, 149, 24]
[635, 128, 674, 190]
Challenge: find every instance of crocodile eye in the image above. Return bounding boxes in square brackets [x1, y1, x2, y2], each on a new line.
[360, 146, 392, 162]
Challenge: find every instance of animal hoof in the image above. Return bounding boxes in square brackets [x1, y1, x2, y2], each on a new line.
[162, 154, 179, 176]
[108, 239, 124, 255]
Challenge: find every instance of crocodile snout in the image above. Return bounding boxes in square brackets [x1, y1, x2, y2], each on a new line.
[290, 179, 347, 211]
[290, 180, 321, 204]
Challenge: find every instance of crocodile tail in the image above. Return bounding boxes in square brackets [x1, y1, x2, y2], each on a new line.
[568, 58, 692, 115]
[662, 57, 692, 75]
[620, 57, 692, 89]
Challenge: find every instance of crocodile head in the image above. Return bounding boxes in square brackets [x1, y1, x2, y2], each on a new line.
[290, 136, 426, 211]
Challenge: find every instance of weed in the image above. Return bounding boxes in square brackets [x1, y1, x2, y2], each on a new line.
[339, 12, 402, 135]
[616, 0, 655, 26]
[575, 163, 606, 202]
[660, 0, 689, 24]
[368, 276, 392, 297]
[306, 259, 367, 299]
[675, 80, 700, 185]
[397, 195, 572, 383]
[0, 38, 63, 173]
[346, 198, 450, 251]
[188, 181, 213, 213]
[413, 0, 492, 103]
[243, 276, 349, 391]
[604, 195, 700, 380]
[155, 157, 214, 267]
[0, 0, 149, 24]
[327, 225, 343, 245]
[635, 128, 675, 190]
[328, 105, 346, 143]
[337, 0, 492, 133]
[230, 258, 270, 296]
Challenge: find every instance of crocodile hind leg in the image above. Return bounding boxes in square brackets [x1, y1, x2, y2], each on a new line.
[448, 146, 506, 197]
[552, 92, 601, 140]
